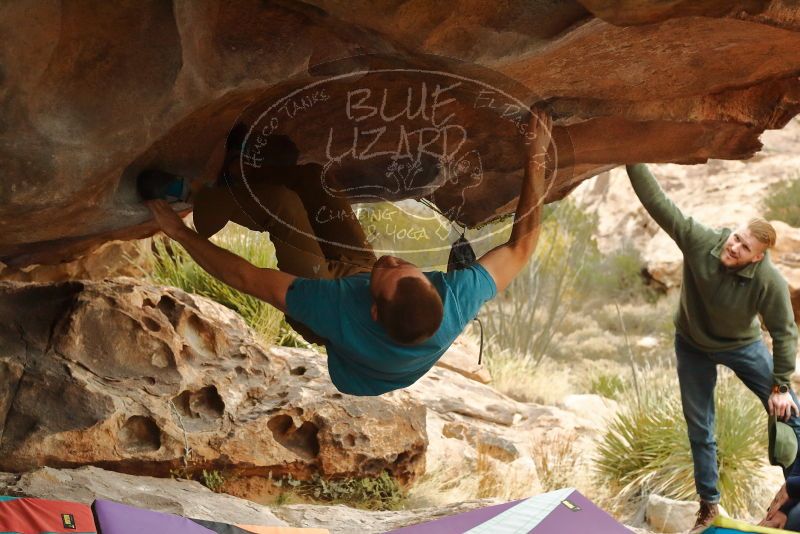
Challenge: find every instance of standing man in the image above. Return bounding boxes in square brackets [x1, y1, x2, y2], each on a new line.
[145, 109, 553, 396]
[626, 163, 800, 532]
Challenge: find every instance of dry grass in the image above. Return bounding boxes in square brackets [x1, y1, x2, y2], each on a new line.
[486, 354, 577, 405]
[532, 431, 581, 492]
[406, 444, 538, 508]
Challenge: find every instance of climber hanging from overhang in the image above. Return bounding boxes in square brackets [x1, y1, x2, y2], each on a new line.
[141, 104, 554, 396]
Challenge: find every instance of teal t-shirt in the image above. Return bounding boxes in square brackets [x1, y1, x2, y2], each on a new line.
[285, 264, 497, 396]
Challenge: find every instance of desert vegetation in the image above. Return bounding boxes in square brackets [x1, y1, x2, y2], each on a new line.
[595, 369, 767, 517]
[149, 224, 310, 348]
[763, 173, 800, 226]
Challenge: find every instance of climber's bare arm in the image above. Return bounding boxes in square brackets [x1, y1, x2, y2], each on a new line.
[147, 200, 295, 312]
[478, 109, 552, 293]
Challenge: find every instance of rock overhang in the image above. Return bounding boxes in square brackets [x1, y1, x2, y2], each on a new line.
[2, 0, 800, 267]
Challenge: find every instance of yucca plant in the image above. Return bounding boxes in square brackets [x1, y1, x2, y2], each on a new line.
[149, 224, 289, 345]
[595, 368, 767, 516]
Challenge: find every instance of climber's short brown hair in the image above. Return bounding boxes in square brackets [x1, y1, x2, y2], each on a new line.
[747, 218, 777, 249]
[375, 277, 443, 345]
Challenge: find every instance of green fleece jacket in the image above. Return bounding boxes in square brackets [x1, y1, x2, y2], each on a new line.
[627, 163, 798, 386]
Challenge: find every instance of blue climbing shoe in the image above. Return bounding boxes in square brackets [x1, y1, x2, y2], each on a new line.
[137, 170, 190, 202]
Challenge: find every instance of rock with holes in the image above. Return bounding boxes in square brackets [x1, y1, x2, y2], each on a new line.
[0, 278, 427, 484]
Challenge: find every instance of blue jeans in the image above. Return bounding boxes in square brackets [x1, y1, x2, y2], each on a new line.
[675, 334, 800, 503]
[787, 504, 800, 531]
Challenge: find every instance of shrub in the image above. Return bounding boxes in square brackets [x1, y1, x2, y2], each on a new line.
[763, 175, 800, 227]
[201, 469, 225, 493]
[479, 197, 666, 371]
[273, 472, 406, 511]
[592, 297, 677, 344]
[548, 324, 626, 362]
[595, 368, 767, 516]
[584, 242, 659, 303]
[589, 373, 626, 400]
[148, 224, 289, 345]
[480, 199, 600, 366]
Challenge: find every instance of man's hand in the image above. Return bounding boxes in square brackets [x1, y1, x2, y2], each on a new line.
[759, 509, 788, 529]
[146, 199, 189, 240]
[770, 391, 800, 421]
[764, 483, 790, 522]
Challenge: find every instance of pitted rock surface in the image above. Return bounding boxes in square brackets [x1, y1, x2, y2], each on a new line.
[2, 1, 800, 267]
[0, 278, 427, 483]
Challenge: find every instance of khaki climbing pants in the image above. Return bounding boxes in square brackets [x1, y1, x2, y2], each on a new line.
[192, 150, 377, 345]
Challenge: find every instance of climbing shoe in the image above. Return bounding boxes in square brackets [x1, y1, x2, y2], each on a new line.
[137, 169, 190, 202]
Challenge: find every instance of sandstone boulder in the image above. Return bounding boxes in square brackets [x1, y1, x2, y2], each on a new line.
[0, 239, 152, 283]
[0, 279, 426, 484]
[2, 1, 800, 268]
[644, 494, 699, 533]
[0, 466, 287, 527]
[401, 365, 538, 495]
[402, 365, 621, 507]
[560, 394, 620, 432]
[433, 334, 491, 384]
[272, 500, 502, 534]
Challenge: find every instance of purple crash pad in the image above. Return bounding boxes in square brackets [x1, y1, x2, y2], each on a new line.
[387, 490, 631, 534]
[533, 490, 631, 534]
[92, 499, 216, 534]
[389, 500, 523, 534]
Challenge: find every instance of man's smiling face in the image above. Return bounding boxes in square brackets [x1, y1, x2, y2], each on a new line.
[719, 226, 767, 269]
